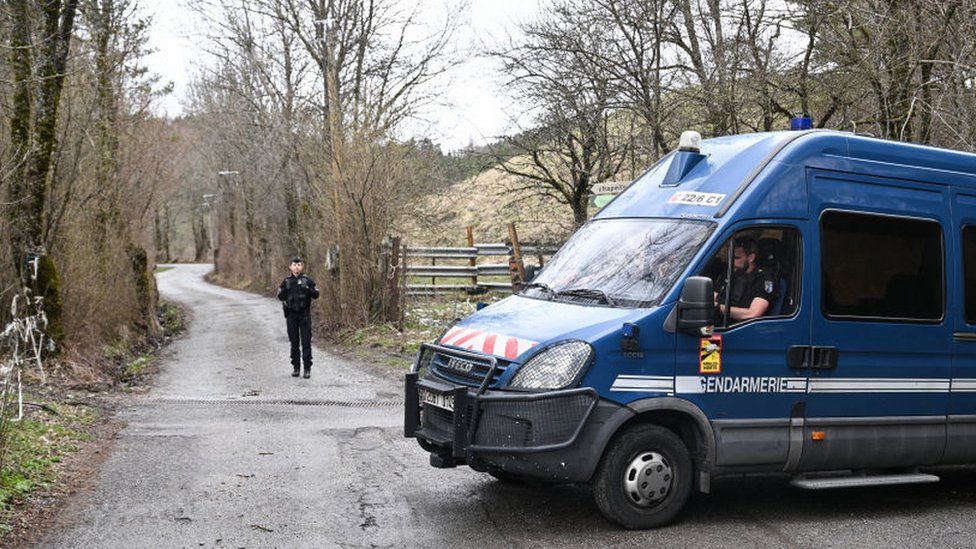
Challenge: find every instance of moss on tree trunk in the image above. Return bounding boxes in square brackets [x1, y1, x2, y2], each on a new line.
[35, 255, 63, 345]
[127, 245, 159, 339]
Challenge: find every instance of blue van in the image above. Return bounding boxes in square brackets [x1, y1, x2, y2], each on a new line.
[403, 129, 976, 529]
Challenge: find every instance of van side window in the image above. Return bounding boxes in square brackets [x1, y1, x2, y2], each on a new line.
[821, 211, 943, 321]
[963, 226, 976, 323]
[699, 227, 801, 328]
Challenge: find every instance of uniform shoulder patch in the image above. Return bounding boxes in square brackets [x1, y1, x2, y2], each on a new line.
[764, 280, 774, 294]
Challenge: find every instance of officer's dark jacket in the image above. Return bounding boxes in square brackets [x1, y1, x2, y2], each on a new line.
[277, 274, 320, 314]
[726, 267, 777, 309]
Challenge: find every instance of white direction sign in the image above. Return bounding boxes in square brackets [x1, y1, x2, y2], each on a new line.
[590, 181, 630, 196]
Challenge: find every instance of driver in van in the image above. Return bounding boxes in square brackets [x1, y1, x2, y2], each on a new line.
[715, 236, 777, 322]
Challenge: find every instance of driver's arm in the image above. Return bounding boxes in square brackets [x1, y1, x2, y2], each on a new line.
[719, 297, 770, 321]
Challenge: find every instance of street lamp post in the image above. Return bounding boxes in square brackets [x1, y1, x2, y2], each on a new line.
[210, 171, 239, 271]
[202, 193, 217, 268]
[217, 170, 248, 272]
[219, 170, 244, 204]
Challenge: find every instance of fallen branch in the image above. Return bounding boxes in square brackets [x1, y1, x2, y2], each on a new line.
[23, 401, 58, 415]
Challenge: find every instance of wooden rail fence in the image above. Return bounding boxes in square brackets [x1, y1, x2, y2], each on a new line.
[383, 224, 560, 300]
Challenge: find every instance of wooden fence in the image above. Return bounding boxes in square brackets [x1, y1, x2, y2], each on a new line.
[384, 224, 560, 301]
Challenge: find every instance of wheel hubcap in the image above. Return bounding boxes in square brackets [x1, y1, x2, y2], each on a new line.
[624, 451, 673, 507]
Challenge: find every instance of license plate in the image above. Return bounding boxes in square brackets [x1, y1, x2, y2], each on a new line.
[419, 388, 454, 411]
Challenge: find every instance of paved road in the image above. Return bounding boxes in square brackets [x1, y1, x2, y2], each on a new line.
[40, 264, 976, 548]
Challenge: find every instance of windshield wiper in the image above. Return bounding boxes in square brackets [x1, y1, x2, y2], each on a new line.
[522, 281, 556, 300]
[556, 287, 618, 307]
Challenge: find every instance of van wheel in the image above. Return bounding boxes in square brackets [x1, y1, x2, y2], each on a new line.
[593, 424, 693, 529]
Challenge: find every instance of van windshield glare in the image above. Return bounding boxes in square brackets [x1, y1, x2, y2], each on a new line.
[524, 218, 715, 308]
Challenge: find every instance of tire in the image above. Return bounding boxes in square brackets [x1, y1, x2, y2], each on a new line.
[593, 424, 693, 529]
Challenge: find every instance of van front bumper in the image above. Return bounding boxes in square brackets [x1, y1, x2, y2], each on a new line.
[404, 373, 630, 483]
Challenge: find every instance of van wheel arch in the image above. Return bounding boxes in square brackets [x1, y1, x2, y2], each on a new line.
[618, 398, 716, 477]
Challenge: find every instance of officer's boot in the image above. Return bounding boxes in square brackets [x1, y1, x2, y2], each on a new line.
[302, 366, 311, 379]
[292, 366, 300, 377]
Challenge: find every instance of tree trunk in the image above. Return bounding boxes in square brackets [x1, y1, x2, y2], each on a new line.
[325, 25, 349, 324]
[5, 0, 80, 346]
[193, 209, 210, 262]
[571, 199, 588, 228]
[7, 0, 35, 275]
[127, 245, 160, 339]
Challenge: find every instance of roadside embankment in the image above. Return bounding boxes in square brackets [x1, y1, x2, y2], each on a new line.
[0, 299, 186, 547]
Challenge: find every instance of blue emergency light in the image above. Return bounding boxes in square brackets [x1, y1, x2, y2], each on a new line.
[790, 115, 813, 130]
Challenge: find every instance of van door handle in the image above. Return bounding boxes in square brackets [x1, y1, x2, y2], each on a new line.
[787, 346, 812, 369]
[812, 347, 838, 370]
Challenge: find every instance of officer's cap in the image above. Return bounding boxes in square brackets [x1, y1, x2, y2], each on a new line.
[290, 256, 303, 264]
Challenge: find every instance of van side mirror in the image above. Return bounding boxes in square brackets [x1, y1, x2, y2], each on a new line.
[678, 276, 714, 334]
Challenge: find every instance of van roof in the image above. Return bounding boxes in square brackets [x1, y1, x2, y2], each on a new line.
[596, 130, 976, 222]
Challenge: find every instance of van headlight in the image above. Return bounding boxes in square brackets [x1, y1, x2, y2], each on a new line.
[413, 346, 434, 378]
[508, 341, 593, 390]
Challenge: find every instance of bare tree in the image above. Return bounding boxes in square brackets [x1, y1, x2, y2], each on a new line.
[0, 0, 179, 364]
[4, 0, 81, 344]
[491, 0, 632, 227]
[181, 0, 461, 327]
[809, 0, 973, 143]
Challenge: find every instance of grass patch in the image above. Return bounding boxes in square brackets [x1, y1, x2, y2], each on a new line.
[101, 342, 152, 382]
[125, 355, 151, 377]
[157, 301, 184, 336]
[0, 401, 96, 534]
[154, 266, 174, 273]
[101, 340, 129, 362]
[95, 301, 183, 383]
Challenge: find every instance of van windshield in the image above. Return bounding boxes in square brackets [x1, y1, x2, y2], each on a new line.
[524, 218, 714, 308]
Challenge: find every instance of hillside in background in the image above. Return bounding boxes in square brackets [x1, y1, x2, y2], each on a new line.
[399, 163, 580, 247]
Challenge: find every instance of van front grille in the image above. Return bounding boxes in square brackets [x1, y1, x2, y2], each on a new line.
[430, 349, 508, 387]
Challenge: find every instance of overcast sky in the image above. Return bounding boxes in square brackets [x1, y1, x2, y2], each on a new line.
[142, 0, 541, 151]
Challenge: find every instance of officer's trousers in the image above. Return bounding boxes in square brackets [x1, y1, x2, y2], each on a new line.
[286, 311, 312, 370]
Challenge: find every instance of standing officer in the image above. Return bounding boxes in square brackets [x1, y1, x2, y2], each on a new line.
[277, 257, 320, 378]
[716, 237, 776, 322]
